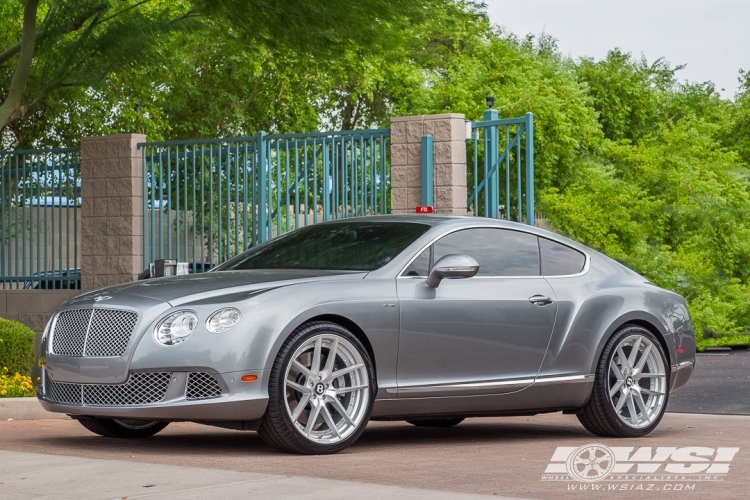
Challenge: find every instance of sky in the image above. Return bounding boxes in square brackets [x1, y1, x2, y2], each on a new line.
[485, 0, 750, 98]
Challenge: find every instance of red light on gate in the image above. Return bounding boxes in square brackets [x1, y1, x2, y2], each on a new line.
[416, 206, 434, 214]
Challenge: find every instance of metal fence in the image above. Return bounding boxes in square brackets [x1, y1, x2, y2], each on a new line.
[467, 112, 534, 224]
[0, 148, 81, 289]
[138, 129, 391, 269]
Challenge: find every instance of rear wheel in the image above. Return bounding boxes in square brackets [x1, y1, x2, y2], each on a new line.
[78, 418, 168, 438]
[406, 418, 464, 428]
[578, 325, 669, 437]
[258, 322, 375, 454]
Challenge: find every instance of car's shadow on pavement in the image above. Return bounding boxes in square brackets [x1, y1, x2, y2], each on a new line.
[24, 415, 691, 459]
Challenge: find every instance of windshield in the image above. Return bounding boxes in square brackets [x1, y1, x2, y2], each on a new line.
[216, 221, 430, 272]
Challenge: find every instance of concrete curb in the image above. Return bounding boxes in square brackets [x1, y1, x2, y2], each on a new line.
[0, 397, 59, 420]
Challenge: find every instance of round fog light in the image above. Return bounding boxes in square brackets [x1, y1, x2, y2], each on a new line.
[206, 308, 241, 334]
[154, 310, 198, 345]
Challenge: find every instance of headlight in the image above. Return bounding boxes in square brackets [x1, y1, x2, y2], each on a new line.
[154, 310, 198, 345]
[206, 308, 241, 334]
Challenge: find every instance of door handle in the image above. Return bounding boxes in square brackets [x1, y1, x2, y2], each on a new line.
[529, 294, 553, 306]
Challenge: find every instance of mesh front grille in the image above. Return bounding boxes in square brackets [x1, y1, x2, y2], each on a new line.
[52, 309, 92, 356]
[84, 309, 138, 357]
[46, 378, 81, 405]
[45, 372, 171, 406]
[51, 308, 138, 357]
[186, 372, 223, 400]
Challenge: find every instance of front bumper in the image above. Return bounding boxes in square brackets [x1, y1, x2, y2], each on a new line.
[669, 359, 695, 393]
[38, 369, 270, 422]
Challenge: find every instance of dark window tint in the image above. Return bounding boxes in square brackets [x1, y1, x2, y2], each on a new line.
[217, 222, 430, 272]
[433, 228, 540, 276]
[539, 238, 586, 276]
[404, 247, 431, 276]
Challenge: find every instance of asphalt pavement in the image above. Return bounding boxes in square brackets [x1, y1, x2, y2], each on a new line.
[1, 350, 747, 499]
[1, 412, 749, 500]
[667, 350, 750, 414]
[0, 450, 514, 500]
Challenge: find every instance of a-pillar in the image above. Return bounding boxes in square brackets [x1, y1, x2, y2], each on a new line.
[390, 113, 467, 215]
[79, 134, 145, 290]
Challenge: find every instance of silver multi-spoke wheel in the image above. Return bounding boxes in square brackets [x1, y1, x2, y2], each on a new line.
[608, 334, 667, 428]
[578, 325, 670, 438]
[259, 322, 375, 453]
[283, 333, 370, 445]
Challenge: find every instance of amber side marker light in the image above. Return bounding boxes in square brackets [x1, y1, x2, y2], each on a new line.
[241, 375, 258, 382]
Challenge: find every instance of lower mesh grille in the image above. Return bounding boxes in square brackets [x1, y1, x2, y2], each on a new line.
[45, 372, 172, 406]
[186, 372, 223, 400]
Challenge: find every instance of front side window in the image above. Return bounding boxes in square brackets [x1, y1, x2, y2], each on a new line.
[217, 222, 430, 272]
[403, 247, 431, 277]
[432, 228, 540, 276]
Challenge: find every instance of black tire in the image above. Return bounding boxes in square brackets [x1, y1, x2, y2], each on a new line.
[406, 418, 465, 428]
[577, 325, 670, 438]
[78, 418, 169, 438]
[258, 321, 376, 455]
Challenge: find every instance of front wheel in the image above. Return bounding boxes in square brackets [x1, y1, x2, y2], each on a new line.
[78, 418, 168, 438]
[258, 322, 375, 454]
[578, 325, 669, 437]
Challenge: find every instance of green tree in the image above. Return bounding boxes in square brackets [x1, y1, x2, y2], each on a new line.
[0, 0, 191, 147]
[575, 49, 683, 142]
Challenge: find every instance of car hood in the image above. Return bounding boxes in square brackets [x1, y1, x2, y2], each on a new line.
[65, 270, 367, 306]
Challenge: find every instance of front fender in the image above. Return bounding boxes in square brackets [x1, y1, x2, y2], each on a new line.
[246, 278, 399, 397]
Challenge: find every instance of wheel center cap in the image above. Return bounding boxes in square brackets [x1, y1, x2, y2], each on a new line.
[314, 383, 325, 395]
[626, 376, 634, 387]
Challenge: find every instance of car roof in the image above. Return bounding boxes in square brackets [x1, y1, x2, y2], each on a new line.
[324, 214, 603, 260]
[316, 214, 559, 236]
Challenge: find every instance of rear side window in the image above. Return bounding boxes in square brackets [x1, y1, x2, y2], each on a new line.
[539, 238, 586, 276]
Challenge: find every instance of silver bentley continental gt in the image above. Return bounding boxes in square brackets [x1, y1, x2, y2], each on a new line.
[37, 216, 696, 454]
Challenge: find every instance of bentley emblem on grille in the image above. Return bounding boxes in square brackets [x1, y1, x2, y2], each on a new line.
[93, 295, 112, 302]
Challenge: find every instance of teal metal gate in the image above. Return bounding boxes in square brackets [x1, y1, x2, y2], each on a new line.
[467, 111, 534, 225]
[0, 147, 81, 288]
[139, 129, 390, 269]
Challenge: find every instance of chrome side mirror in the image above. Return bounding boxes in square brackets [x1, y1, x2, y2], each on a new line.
[426, 254, 479, 288]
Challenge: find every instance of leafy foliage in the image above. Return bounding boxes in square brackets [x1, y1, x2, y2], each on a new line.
[0, 317, 35, 376]
[2, 2, 750, 343]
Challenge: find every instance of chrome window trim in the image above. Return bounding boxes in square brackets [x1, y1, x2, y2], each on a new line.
[386, 374, 594, 395]
[396, 224, 591, 279]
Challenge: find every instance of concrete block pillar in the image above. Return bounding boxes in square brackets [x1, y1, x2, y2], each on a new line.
[79, 134, 145, 290]
[390, 113, 467, 215]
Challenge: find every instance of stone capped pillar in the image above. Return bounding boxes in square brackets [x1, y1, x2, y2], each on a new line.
[79, 134, 145, 290]
[390, 113, 467, 215]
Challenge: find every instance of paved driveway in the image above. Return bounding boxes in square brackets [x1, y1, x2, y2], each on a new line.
[668, 350, 750, 414]
[1, 412, 748, 499]
[2, 350, 747, 499]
